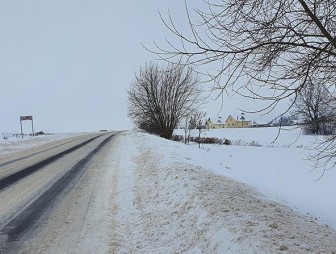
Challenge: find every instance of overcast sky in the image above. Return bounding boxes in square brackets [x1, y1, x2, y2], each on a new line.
[0, 1, 286, 133]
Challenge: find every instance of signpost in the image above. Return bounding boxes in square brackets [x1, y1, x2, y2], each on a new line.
[20, 115, 34, 138]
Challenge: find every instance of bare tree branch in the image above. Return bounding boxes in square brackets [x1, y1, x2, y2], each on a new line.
[152, 0, 336, 110]
[150, 0, 336, 169]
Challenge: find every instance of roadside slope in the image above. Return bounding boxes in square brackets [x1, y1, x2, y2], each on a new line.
[114, 131, 336, 253]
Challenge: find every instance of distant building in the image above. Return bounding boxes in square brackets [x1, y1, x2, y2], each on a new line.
[205, 118, 225, 129]
[205, 115, 252, 129]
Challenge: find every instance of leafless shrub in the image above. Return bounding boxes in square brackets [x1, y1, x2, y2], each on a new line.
[128, 62, 201, 139]
[171, 135, 231, 145]
[171, 134, 184, 142]
[223, 138, 232, 145]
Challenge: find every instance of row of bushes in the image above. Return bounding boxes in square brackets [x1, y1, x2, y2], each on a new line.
[171, 135, 264, 147]
[2, 132, 46, 140]
[171, 135, 232, 145]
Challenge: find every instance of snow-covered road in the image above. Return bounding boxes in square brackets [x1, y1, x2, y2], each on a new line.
[1, 131, 336, 253]
[0, 133, 116, 253]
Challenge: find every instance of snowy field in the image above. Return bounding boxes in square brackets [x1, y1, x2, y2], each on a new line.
[174, 127, 336, 229]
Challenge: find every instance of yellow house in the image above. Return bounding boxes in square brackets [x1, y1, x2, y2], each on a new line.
[225, 115, 252, 128]
[225, 115, 236, 128]
[206, 115, 252, 129]
[205, 118, 225, 129]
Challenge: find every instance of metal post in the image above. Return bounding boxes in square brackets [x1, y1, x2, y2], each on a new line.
[31, 118, 34, 137]
[20, 119, 23, 138]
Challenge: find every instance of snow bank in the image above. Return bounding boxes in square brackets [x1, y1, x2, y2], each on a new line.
[121, 131, 336, 253]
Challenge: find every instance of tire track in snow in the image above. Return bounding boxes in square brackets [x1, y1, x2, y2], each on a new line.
[0, 136, 84, 168]
[0, 134, 104, 191]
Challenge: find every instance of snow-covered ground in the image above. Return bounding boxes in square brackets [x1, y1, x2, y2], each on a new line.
[174, 127, 336, 229]
[113, 130, 336, 253]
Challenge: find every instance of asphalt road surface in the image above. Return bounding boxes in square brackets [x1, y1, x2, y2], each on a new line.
[0, 132, 117, 253]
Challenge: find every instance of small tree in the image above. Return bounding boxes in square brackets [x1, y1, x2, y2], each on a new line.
[182, 112, 206, 147]
[128, 62, 201, 139]
[194, 112, 206, 148]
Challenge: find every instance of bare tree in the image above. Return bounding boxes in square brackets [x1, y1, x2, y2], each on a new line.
[154, 0, 336, 114]
[127, 62, 201, 139]
[292, 82, 336, 135]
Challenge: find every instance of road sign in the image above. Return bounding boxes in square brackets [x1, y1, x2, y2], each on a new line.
[20, 115, 34, 138]
[20, 115, 33, 121]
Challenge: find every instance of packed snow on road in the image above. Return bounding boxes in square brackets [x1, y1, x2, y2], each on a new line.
[1, 128, 336, 253]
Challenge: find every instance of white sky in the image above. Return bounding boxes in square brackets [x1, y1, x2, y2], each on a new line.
[0, 1, 287, 133]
